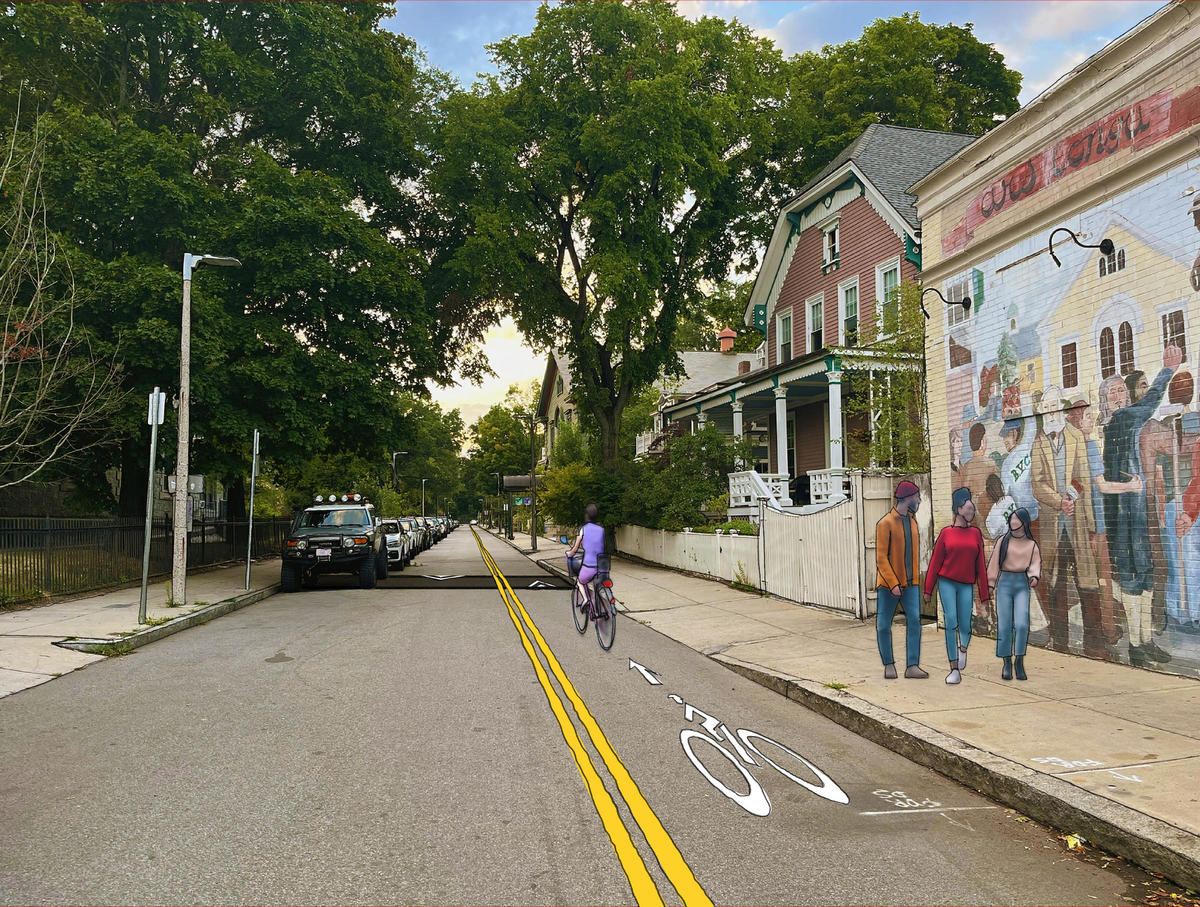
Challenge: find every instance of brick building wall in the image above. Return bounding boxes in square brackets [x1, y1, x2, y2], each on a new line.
[915, 4, 1200, 671]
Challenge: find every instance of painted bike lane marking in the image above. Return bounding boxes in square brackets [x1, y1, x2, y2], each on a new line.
[472, 531, 712, 907]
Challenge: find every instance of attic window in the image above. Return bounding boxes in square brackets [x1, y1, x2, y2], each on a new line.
[823, 222, 839, 266]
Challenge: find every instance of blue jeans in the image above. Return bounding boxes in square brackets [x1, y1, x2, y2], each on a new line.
[876, 585, 922, 667]
[937, 577, 974, 664]
[995, 571, 1031, 657]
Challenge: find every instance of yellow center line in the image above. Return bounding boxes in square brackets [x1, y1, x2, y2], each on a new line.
[473, 531, 713, 907]
[471, 530, 666, 907]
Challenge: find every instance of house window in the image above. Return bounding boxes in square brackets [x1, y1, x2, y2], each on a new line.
[1100, 327, 1116, 378]
[839, 278, 859, 346]
[1118, 321, 1135, 375]
[556, 376, 564, 396]
[1099, 247, 1127, 277]
[1060, 342, 1079, 390]
[807, 295, 824, 353]
[876, 259, 900, 320]
[777, 312, 792, 364]
[1162, 308, 1188, 360]
[945, 276, 971, 327]
[822, 223, 839, 265]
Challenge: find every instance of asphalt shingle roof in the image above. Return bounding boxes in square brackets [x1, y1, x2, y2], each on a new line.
[796, 124, 978, 230]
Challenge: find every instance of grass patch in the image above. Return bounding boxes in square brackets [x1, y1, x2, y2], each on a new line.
[823, 682, 848, 691]
[142, 615, 172, 627]
[92, 640, 136, 657]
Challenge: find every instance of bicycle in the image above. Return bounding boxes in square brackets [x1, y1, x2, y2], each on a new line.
[567, 553, 617, 651]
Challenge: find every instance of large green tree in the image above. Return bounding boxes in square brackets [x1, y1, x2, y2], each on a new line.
[0, 2, 487, 514]
[432, 1, 805, 469]
[791, 13, 1021, 183]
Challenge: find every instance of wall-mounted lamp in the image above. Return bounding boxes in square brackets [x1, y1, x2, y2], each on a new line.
[1048, 227, 1114, 267]
[920, 286, 972, 320]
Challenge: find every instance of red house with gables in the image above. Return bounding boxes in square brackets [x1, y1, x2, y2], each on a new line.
[663, 124, 976, 514]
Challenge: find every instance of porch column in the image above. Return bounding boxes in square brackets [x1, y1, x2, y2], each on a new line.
[697, 411, 708, 428]
[731, 402, 744, 469]
[773, 387, 792, 506]
[827, 368, 844, 470]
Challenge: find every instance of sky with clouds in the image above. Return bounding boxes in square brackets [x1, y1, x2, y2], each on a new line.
[388, 0, 1166, 430]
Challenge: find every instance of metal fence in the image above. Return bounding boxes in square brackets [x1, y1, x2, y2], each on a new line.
[0, 516, 293, 604]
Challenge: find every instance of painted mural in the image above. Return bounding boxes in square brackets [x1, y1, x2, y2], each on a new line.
[944, 156, 1200, 675]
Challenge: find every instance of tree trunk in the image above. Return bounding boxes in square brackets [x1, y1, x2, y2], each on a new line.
[117, 435, 148, 519]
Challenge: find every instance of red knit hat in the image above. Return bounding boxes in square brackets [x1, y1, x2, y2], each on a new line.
[895, 480, 920, 499]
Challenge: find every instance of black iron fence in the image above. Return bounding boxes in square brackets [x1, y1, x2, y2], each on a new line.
[0, 516, 293, 605]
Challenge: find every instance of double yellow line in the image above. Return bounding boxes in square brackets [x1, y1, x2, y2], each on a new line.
[472, 530, 712, 907]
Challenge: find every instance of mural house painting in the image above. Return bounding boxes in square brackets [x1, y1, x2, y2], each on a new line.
[914, 1, 1200, 675]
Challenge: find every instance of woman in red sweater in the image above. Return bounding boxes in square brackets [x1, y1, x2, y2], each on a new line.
[924, 487, 990, 685]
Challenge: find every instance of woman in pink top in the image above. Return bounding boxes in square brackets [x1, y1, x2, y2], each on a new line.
[924, 488, 990, 685]
[986, 508, 1042, 680]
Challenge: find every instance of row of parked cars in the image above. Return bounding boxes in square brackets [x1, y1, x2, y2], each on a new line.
[379, 516, 456, 570]
[281, 494, 458, 592]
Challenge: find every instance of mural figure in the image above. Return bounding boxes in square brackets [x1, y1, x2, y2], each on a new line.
[1030, 386, 1104, 656]
[1137, 378, 1180, 633]
[998, 416, 1040, 524]
[985, 473, 1016, 540]
[987, 508, 1041, 680]
[1099, 344, 1184, 667]
[924, 488, 990, 684]
[956, 424, 1000, 528]
[1066, 400, 1145, 645]
[1175, 427, 1200, 631]
[874, 481, 928, 680]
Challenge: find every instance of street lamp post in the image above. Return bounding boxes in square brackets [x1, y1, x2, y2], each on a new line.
[172, 252, 241, 607]
[421, 478, 428, 518]
[528, 413, 538, 552]
[490, 472, 501, 529]
[391, 450, 408, 491]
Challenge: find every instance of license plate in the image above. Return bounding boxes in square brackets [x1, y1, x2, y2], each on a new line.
[316, 547, 331, 559]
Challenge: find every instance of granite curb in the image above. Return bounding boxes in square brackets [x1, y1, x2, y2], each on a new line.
[714, 656, 1200, 892]
[52, 583, 281, 656]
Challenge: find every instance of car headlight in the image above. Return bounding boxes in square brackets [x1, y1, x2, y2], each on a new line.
[343, 537, 355, 548]
[296, 540, 308, 550]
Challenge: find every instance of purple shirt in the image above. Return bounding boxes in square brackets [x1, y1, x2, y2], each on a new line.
[581, 522, 605, 568]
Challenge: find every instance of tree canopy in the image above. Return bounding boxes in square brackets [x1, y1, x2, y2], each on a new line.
[0, 1, 487, 513]
[432, 1, 805, 468]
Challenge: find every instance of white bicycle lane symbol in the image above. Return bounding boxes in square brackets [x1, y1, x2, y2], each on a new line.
[632, 655, 850, 816]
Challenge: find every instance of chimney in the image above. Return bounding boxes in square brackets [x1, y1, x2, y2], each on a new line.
[738, 359, 751, 375]
[718, 327, 737, 353]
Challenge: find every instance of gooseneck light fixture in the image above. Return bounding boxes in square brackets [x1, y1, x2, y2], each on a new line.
[920, 286, 972, 320]
[1048, 227, 1114, 267]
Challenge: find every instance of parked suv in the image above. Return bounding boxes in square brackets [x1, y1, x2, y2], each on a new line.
[281, 495, 386, 592]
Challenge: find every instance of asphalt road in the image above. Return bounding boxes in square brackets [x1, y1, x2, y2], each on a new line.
[0, 527, 1163, 905]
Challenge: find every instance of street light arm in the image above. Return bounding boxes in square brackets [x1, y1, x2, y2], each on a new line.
[183, 253, 242, 281]
[919, 286, 972, 320]
[1048, 227, 1114, 267]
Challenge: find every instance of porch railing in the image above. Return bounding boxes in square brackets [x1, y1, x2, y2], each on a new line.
[728, 470, 788, 519]
[809, 468, 850, 504]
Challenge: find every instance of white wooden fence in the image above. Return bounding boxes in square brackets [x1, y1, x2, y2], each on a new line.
[618, 471, 933, 619]
[615, 525, 761, 588]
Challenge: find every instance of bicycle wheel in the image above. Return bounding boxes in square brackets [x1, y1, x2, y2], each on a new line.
[594, 585, 616, 651]
[679, 729, 770, 816]
[736, 729, 849, 804]
[571, 583, 589, 634]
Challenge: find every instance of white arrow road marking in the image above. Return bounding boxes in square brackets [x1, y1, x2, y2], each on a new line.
[941, 811, 976, 831]
[421, 574, 466, 581]
[628, 659, 663, 685]
[528, 580, 555, 589]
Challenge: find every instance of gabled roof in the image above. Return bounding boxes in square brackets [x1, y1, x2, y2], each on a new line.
[799, 124, 978, 231]
[535, 350, 573, 421]
[745, 125, 978, 323]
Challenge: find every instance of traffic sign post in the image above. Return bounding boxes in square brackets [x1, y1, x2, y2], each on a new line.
[138, 388, 167, 623]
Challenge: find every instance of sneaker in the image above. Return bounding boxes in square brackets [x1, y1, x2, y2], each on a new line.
[957, 647, 968, 671]
[945, 668, 962, 685]
[883, 663, 898, 680]
[904, 665, 929, 679]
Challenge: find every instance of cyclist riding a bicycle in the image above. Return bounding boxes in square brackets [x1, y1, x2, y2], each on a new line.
[567, 502, 604, 613]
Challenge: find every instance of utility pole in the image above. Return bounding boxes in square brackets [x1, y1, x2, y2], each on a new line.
[244, 428, 259, 591]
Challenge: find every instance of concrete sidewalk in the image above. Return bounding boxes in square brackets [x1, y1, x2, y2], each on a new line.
[489, 527, 1200, 891]
[0, 559, 281, 699]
